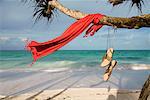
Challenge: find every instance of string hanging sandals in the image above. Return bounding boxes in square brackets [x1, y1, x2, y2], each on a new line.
[100, 28, 114, 67]
[100, 28, 117, 81]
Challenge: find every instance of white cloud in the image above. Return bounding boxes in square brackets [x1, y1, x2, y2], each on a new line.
[0, 37, 10, 41]
[0, 36, 28, 42]
[0, 36, 28, 50]
[19, 37, 28, 42]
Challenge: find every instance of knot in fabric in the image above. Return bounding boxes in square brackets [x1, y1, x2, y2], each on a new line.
[84, 14, 104, 37]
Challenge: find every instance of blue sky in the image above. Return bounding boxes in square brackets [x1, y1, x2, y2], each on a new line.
[0, 0, 150, 50]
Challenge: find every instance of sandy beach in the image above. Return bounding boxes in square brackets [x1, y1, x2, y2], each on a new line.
[0, 66, 150, 100]
[0, 88, 141, 100]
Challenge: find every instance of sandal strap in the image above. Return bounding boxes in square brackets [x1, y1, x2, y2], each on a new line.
[104, 61, 117, 75]
[105, 66, 111, 74]
[102, 54, 112, 61]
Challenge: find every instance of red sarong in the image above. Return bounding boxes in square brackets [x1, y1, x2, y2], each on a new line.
[26, 14, 104, 63]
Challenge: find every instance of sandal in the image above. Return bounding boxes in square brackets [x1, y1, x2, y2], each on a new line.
[103, 60, 117, 81]
[100, 48, 114, 67]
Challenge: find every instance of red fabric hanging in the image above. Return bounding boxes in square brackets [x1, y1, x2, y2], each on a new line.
[26, 14, 104, 63]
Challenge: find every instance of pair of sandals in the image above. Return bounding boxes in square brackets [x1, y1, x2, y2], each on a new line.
[100, 48, 117, 81]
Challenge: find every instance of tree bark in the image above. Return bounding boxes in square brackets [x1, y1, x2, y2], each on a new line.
[138, 75, 150, 100]
[48, 0, 150, 29]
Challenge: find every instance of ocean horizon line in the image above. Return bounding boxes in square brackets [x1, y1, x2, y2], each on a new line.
[0, 49, 150, 51]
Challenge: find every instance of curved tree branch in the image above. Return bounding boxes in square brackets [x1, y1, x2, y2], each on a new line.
[48, 0, 87, 19]
[49, 0, 150, 29]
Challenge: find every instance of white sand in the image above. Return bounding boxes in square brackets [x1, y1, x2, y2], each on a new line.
[0, 88, 141, 100]
[0, 66, 149, 100]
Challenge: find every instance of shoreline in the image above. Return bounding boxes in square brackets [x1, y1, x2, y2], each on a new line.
[0, 63, 150, 71]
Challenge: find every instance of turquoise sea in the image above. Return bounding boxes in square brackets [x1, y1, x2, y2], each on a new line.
[0, 50, 150, 70]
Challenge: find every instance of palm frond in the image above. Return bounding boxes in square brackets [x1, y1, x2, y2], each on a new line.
[108, 0, 145, 12]
[22, 0, 57, 23]
[33, 0, 57, 23]
[108, 0, 125, 6]
[131, 0, 144, 13]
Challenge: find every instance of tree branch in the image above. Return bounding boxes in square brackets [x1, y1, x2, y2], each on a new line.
[48, 0, 150, 29]
[138, 75, 150, 100]
[48, 0, 87, 19]
[100, 14, 150, 29]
